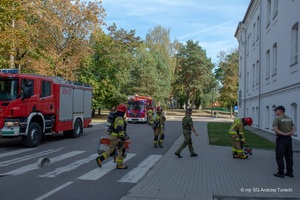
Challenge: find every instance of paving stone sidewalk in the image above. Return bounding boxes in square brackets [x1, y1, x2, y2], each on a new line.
[121, 118, 300, 200]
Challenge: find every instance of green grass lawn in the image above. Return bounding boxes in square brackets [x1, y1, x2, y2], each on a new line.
[207, 122, 275, 149]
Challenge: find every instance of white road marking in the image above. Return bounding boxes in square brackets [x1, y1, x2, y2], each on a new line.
[78, 153, 136, 180]
[118, 154, 162, 183]
[39, 153, 98, 178]
[0, 151, 84, 176]
[34, 181, 73, 200]
[0, 148, 64, 167]
[0, 148, 36, 159]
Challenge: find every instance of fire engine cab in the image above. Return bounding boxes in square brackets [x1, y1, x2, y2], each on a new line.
[126, 94, 155, 123]
[0, 69, 92, 147]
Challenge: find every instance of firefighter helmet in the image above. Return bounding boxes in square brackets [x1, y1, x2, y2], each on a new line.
[117, 104, 127, 112]
[157, 106, 163, 113]
[243, 117, 253, 126]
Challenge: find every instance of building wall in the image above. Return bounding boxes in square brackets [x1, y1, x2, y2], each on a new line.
[235, 0, 300, 139]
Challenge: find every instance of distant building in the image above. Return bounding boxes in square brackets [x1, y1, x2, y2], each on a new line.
[235, 0, 299, 139]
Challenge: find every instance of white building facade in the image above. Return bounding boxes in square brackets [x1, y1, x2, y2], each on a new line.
[235, 0, 299, 140]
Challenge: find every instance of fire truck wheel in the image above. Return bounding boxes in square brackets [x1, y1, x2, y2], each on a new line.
[22, 122, 42, 147]
[72, 119, 82, 138]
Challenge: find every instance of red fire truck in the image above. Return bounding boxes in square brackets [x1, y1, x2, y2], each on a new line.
[0, 69, 92, 147]
[126, 94, 155, 123]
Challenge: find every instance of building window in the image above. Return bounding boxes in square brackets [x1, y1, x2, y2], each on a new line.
[256, 16, 260, 41]
[272, 43, 277, 76]
[291, 22, 299, 65]
[247, 33, 251, 55]
[256, 60, 259, 85]
[239, 56, 243, 77]
[247, 72, 250, 94]
[256, 107, 259, 126]
[252, 64, 255, 87]
[267, 0, 271, 27]
[291, 103, 297, 133]
[273, 0, 278, 19]
[253, 23, 256, 46]
[266, 49, 270, 79]
[238, 90, 242, 106]
[265, 106, 270, 129]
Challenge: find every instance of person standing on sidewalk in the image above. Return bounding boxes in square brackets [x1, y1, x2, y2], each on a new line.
[272, 105, 295, 178]
[174, 108, 199, 158]
[228, 117, 253, 159]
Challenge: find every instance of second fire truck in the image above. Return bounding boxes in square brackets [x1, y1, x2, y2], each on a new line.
[126, 94, 155, 123]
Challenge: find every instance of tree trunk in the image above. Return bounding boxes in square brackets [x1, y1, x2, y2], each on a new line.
[92, 108, 95, 117]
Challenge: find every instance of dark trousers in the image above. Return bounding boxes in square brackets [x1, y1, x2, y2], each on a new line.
[275, 136, 293, 174]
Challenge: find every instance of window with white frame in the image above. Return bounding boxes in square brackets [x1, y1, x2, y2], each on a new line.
[266, 49, 270, 79]
[272, 43, 277, 76]
[291, 22, 298, 65]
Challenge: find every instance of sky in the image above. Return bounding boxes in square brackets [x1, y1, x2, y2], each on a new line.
[100, 0, 251, 65]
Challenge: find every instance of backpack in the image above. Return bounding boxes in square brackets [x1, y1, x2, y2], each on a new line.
[105, 111, 116, 134]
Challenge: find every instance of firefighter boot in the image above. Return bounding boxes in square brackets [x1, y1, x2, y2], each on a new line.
[159, 141, 163, 148]
[96, 155, 105, 167]
[116, 165, 128, 169]
[154, 143, 158, 148]
[239, 155, 248, 159]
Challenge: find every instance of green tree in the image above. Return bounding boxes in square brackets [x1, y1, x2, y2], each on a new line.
[215, 48, 239, 116]
[106, 23, 143, 103]
[78, 32, 116, 115]
[173, 40, 214, 109]
[84, 24, 143, 113]
[127, 44, 159, 97]
[144, 25, 178, 106]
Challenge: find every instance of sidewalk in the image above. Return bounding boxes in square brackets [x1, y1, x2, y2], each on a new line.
[121, 117, 300, 200]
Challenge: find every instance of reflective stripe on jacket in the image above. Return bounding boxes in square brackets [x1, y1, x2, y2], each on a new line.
[111, 116, 125, 137]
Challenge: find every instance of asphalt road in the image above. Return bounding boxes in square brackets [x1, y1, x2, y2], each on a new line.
[0, 119, 183, 200]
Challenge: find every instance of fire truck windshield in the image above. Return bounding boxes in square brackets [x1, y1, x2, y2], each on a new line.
[0, 79, 18, 101]
[128, 103, 143, 111]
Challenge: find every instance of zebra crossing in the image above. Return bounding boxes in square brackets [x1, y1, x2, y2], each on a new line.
[0, 148, 162, 183]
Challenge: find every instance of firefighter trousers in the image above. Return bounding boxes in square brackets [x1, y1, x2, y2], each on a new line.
[154, 127, 164, 147]
[100, 135, 125, 166]
[230, 133, 243, 156]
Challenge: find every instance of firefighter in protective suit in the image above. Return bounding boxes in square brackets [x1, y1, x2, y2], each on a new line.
[229, 117, 253, 159]
[147, 106, 154, 125]
[151, 106, 166, 148]
[96, 104, 130, 169]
